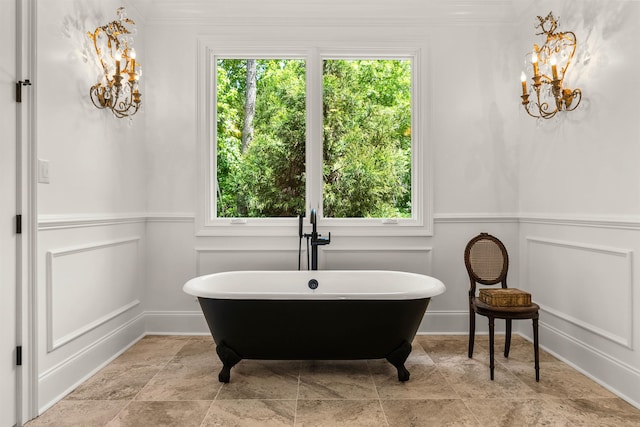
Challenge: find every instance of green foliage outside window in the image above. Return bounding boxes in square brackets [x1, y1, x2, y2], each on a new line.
[323, 59, 411, 218]
[215, 58, 412, 218]
[216, 59, 306, 217]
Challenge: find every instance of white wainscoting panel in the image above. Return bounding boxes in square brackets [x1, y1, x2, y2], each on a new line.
[526, 237, 633, 349]
[322, 246, 432, 274]
[196, 247, 303, 275]
[46, 237, 142, 352]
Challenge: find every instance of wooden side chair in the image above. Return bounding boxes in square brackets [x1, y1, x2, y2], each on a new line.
[464, 232, 540, 381]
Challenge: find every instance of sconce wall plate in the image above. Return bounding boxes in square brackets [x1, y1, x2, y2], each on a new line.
[520, 12, 582, 119]
[88, 7, 142, 118]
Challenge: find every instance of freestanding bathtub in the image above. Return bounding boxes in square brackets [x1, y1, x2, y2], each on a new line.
[183, 270, 446, 383]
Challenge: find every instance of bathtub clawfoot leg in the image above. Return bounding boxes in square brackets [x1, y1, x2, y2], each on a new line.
[386, 340, 412, 382]
[216, 341, 242, 383]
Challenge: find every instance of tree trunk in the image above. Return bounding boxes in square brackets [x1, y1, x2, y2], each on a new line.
[241, 59, 257, 153]
[237, 59, 257, 216]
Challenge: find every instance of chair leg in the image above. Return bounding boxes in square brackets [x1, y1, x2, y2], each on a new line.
[504, 319, 512, 358]
[489, 317, 495, 380]
[533, 317, 540, 382]
[468, 311, 476, 358]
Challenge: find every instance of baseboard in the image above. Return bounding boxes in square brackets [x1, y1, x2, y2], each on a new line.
[37, 313, 146, 414]
[144, 310, 209, 335]
[519, 322, 640, 410]
[143, 310, 503, 336]
[419, 310, 506, 334]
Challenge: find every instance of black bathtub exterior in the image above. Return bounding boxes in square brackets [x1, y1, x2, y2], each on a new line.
[198, 297, 431, 383]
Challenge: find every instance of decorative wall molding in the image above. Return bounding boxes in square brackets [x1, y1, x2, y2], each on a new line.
[434, 213, 519, 223]
[539, 303, 632, 350]
[145, 213, 196, 223]
[45, 237, 142, 352]
[526, 236, 633, 257]
[322, 246, 432, 252]
[436, 213, 640, 229]
[37, 212, 640, 230]
[47, 300, 140, 353]
[38, 213, 196, 230]
[526, 237, 634, 349]
[519, 214, 640, 230]
[38, 214, 148, 230]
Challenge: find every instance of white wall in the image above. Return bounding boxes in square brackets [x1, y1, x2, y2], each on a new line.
[35, 0, 148, 412]
[515, 0, 640, 408]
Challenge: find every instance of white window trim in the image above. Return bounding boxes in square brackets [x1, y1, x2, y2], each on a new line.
[196, 40, 433, 237]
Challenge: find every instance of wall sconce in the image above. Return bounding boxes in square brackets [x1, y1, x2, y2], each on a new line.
[520, 12, 582, 119]
[88, 7, 141, 118]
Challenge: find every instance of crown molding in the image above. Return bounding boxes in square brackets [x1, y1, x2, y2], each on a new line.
[133, 0, 515, 26]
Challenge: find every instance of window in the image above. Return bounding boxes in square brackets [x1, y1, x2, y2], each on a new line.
[199, 47, 429, 235]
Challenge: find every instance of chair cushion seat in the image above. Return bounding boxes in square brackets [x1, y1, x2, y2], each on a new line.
[473, 297, 539, 318]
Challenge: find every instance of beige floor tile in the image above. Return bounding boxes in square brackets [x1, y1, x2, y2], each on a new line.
[416, 335, 491, 365]
[65, 364, 161, 401]
[370, 363, 458, 400]
[406, 340, 436, 365]
[382, 399, 480, 427]
[295, 399, 387, 427]
[202, 399, 295, 426]
[106, 400, 211, 427]
[438, 361, 535, 399]
[217, 360, 300, 400]
[24, 400, 127, 426]
[172, 337, 221, 365]
[110, 335, 191, 367]
[135, 360, 222, 401]
[465, 398, 572, 427]
[298, 360, 378, 400]
[544, 398, 640, 427]
[508, 362, 616, 400]
[27, 335, 640, 426]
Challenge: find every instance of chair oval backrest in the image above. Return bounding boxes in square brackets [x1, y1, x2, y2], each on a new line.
[464, 233, 509, 286]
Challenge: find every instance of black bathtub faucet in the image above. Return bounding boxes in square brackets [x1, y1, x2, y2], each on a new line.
[309, 209, 330, 270]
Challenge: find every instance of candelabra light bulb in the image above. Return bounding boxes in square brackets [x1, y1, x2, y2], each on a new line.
[550, 55, 559, 80]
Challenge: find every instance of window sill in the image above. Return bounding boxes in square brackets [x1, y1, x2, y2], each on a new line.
[195, 218, 432, 237]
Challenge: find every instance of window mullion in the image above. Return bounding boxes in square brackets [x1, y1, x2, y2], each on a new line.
[306, 49, 323, 218]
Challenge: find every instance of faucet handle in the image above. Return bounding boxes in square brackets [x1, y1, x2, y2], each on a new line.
[317, 232, 331, 244]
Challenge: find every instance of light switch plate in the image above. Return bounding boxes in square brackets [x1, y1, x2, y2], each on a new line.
[38, 159, 50, 184]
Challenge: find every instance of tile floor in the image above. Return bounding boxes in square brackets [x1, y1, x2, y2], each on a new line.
[26, 334, 640, 426]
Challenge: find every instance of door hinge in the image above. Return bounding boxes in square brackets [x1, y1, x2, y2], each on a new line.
[16, 79, 32, 103]
[16, 214, 22, 234]
[16, 346, 22, 366]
